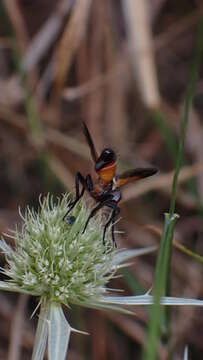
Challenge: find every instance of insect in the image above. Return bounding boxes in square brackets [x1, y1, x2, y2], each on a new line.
[64, 122, 158, 246]
[66, 215, 76, 225]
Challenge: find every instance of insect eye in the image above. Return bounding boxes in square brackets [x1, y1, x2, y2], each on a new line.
[102, 149, 116, 162]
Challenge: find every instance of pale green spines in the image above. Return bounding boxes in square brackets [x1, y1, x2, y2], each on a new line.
[0, 194, 116, 304]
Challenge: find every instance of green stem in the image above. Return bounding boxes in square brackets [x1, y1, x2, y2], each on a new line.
[143, 214, 178, 360]
[143, 18, 203, 360]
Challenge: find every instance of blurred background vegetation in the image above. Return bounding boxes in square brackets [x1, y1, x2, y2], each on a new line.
[0, 0, 203, 359]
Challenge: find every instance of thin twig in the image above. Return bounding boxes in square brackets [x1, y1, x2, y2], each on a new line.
[146, 225, 203, 264]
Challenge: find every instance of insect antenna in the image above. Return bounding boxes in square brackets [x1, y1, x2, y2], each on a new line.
[82, 121, 98, 163]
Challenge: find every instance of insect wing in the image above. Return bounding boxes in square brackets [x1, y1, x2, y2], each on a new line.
[116, 167, 158, 187]
[82, 122, 98, 163]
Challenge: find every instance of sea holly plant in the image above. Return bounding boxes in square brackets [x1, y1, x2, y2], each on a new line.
[0, 195, 203, 360]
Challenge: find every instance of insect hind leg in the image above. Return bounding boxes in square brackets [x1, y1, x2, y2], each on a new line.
[103, 201, 120, 246]
[82, 201, 105, 234]
[82, 193, 113, 235]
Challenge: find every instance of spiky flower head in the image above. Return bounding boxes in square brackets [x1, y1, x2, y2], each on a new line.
[1, 194, 203, 360]
[0, 194, 117, 306]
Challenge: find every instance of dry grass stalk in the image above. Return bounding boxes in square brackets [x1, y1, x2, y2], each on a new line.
[122, 0, 160, 108]
[63, 58, 127, 100]
[55, 0, 92, 94]
[2, 0, 29, 53]
[103, 1, 128, 151]
[22, 0, 73, 72]
[80, 0, 105, 151]
[155, 7, 203, 51]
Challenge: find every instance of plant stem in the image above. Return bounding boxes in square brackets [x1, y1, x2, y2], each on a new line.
[143, 18, 203, 360]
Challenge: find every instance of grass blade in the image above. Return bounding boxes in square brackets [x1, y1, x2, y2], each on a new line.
[112, 246, 157, 267]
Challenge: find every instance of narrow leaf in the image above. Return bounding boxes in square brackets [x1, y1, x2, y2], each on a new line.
[0, 239, 13, 253]
[76, 299, 135, 315]
[184, 346, 188, 360]
[0, 281, 38, 295]
[75, 297, 134, 315]
[48, 303, 71, 360]
[0, 281, 22, 293]
[101, 294, 203, 306]
[32, 301, 50, 360]
[112, 246, 157, 267]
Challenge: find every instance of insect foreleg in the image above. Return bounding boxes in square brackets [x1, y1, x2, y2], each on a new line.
[63, 172, 86, 219]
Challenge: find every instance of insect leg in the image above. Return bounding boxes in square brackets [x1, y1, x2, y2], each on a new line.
[103, 201, 120, 246]
[82, 201, 106, 234]
[86, 174, 94, 192]
[63, 172, 86, 220]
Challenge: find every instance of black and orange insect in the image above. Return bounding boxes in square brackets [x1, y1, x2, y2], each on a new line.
[64, 122, 158, 246]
